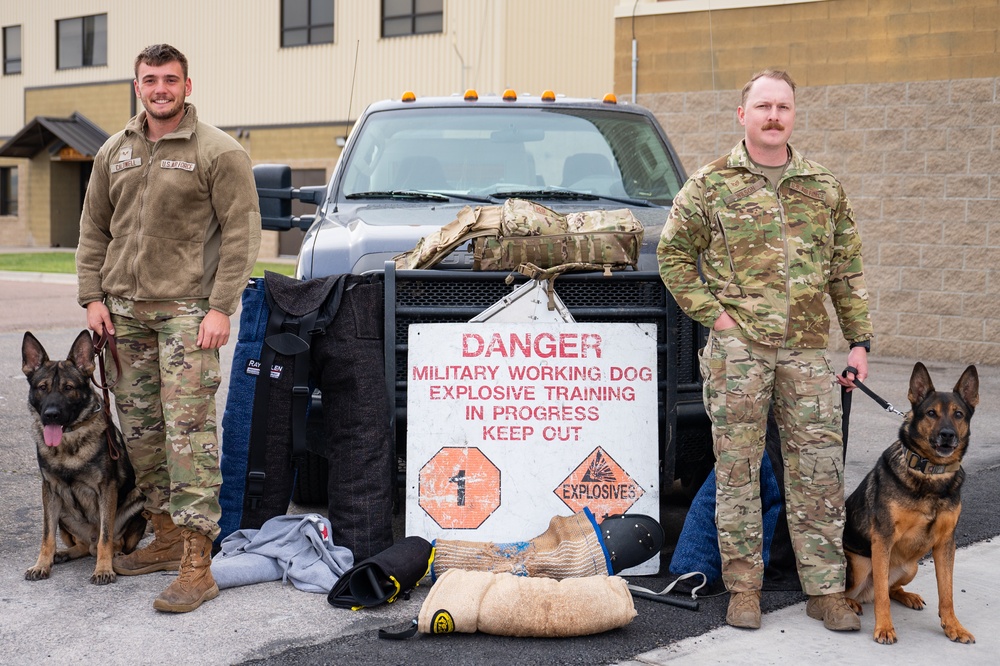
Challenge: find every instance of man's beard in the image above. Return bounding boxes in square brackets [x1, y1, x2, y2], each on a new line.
[142, 97, 185, 121]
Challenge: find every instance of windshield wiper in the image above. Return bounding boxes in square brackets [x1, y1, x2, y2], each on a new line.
[486, 189, 653, 207]
[345, 190, 449, 201]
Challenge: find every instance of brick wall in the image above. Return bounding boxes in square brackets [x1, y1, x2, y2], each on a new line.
[641, 76, 1000, 365]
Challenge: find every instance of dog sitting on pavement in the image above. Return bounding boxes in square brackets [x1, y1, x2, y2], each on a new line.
[22, 330, 146, 585]
[843, 361, 978, 645]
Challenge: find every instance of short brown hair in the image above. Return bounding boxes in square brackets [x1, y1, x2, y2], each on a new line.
[740, 69, 796, 107]
[134, 44, 188, 80]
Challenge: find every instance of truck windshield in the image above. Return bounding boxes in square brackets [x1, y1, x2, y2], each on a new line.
[339, 106, 683, 207]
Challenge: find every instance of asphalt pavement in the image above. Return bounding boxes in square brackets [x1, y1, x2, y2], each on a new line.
[0, 271, 997, 666]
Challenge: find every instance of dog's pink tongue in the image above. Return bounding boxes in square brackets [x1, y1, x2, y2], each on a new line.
[43, 424, 64, 447]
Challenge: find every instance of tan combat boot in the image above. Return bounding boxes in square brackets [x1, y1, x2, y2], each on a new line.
[806, 592, 861, 631]
[726, 590, 762, 629]
[152, 530, 220, 613]
[113, 511, 183, 575]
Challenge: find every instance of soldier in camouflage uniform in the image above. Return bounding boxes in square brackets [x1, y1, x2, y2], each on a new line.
[657, 69, 871, 632]
[76, 45, 260, 613]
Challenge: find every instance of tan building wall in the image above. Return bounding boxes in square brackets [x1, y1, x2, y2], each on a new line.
[1, 0, 615, 137]
[615, 0, 1000, 93]
[617, 0, 1000, 364]
[0, 0, 615, 252]
[24, 82, 134, 135]
[26, 151, 50, 246]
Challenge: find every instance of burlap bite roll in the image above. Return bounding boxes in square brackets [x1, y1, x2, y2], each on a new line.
[431, 509, 610, 580]
[418, 569, 636, 638]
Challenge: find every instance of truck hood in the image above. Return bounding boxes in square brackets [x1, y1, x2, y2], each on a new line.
[298, 201, 668, 278]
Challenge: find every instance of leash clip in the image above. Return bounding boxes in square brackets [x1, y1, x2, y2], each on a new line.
[882, 402, 905, 417]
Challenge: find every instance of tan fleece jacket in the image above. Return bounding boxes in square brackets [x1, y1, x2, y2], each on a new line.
[76, 104, 261, 315]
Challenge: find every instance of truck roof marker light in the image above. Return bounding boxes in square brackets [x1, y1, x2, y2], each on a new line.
[401, 91, 416, 102]
[502, 89, 517, 101]
[541, 90, 556, 102]
[464, 89, 479, 101]
[603, 93, 618, 104]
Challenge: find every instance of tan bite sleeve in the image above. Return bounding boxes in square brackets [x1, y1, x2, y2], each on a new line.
[418, 569, 636, 637]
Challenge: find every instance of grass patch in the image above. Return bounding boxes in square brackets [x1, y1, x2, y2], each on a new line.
[0, 253, 296, 277]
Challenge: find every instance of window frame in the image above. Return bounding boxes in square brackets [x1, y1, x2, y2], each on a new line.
[0, 166, 18, 217]
[281, 0, 335, 48]
[56, 13, 107, 70]
[381, 0, 443, 38]
[3, 25, 21, 75]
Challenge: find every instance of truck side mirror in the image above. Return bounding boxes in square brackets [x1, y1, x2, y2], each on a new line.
[254, 164, 294, 231]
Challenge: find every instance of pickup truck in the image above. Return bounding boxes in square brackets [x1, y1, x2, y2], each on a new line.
[254, 90, 713, 504]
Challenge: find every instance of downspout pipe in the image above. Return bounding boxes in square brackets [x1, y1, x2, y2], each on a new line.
[631, 38, 637, 103]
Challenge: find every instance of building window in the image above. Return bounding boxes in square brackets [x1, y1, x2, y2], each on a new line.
[0, 166, 18, 216]
[57, 14, 107, 69]
[282, 0, 334, 47]
[382, 0, 443, 38]
[3, 25, 21, 74]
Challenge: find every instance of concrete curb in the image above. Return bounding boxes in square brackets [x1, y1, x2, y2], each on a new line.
[0, 271, 78, 285]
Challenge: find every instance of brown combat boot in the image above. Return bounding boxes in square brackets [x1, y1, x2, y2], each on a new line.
[726, 590, 762, 629]
[113, 511, 183, 575]
[152, 530, 219, 613]
[806, 592, 861, 631]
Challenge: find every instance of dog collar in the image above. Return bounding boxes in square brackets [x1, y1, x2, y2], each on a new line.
[902, 446, 962, 475]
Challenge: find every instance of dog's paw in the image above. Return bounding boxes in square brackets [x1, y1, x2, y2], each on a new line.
[53, 551, 72, 564]
[891, 589, 925, 610]
[24, 566, 51, 581]
[873, 625, 898, 645]
[943, 622, 975, 644]
[846, 597, 863, 615]
[90, 569, 117, 585]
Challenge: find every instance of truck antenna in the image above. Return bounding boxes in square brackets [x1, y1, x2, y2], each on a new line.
[344, 39, 359, 143]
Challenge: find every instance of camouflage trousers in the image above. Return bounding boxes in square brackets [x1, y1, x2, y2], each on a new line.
[107, 296, 222, 540]
[699, 326, 846, 596]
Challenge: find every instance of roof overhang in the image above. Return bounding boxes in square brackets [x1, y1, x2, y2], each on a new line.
[0, 112, 108, 159]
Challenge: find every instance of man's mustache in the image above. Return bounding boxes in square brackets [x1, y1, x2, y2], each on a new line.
[762, 121, 785, 131]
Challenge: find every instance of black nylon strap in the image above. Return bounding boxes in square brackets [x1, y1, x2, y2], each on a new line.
[245, 286, 288, 508]
[843, 366, 904, 417]
[378, 620, 418, 640]
[290, 305, 320, 461]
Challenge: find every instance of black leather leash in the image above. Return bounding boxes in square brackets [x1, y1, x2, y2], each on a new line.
[91, 326, 126, 461]
[842, 365, 905, 417]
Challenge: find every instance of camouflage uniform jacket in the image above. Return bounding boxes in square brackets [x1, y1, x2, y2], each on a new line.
[657, 141, 873, 349]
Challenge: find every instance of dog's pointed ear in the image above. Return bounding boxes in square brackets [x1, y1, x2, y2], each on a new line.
[954, 365, 979, 410]
[21, 332, 48, 377]
[68, 330, 96, 378]
[907, 362, 934, 406]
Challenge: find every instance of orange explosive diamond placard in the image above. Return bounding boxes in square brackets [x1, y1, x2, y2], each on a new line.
[554, 446, 644, 518]
[418, 447, 501, 530]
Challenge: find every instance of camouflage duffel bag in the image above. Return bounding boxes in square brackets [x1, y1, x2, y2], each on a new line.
[473, 199, 643, 274]
[393, 198, 643, 274]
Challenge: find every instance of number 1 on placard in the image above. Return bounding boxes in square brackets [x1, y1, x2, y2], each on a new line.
[449, 470, 466, 506]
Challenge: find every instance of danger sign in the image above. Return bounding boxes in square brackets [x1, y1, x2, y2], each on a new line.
[406, 322, 659, 574]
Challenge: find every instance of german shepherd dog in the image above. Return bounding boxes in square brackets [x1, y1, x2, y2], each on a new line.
[22, 330, 146, 585]
[843, 362, 978, 645]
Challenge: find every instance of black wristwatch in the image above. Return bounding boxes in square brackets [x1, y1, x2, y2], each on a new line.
[849, 340, 871, 352]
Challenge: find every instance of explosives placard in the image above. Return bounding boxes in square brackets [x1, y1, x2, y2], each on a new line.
[406, 322, 659, 574]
